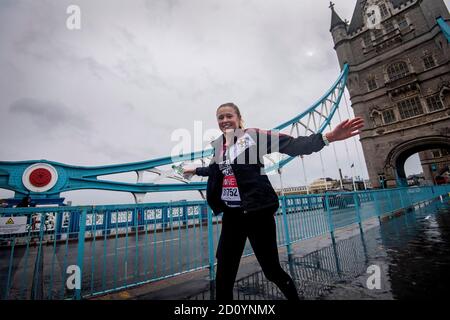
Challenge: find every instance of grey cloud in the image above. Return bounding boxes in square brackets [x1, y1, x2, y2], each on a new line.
[9, 98, 91, 130]
[122, 102, 135, 112]
[143, 0, 183, 16]
[86, 138, 152, 164]
[0, 0, 16, 10]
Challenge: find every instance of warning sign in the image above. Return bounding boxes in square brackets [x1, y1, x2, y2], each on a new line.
[0, 216, 27, 235]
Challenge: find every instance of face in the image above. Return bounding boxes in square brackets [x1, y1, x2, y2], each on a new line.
[216, 106, 240, 133]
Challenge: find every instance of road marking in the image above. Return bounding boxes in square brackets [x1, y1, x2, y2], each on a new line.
[80, 238, 182, 260]
[115, 237, 180, 250]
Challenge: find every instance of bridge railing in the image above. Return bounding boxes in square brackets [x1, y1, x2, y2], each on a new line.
[0, 200, 218, 300]
[1, 185, 449, 300]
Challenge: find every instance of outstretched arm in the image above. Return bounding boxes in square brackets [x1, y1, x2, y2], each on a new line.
[324, 117, 364, 143]
[257, 117, 365, 157]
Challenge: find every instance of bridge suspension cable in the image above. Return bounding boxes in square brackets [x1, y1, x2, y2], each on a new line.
[343, 90, 367, 190]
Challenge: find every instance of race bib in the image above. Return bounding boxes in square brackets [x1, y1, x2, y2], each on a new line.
[221, 174, 241, 203]
[219, 145, 242, 207]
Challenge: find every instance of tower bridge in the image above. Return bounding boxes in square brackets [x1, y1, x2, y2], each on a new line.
[0, 1, 449, 301]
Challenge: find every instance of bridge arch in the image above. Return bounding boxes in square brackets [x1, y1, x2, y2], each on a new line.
[385, 136, 450, 186]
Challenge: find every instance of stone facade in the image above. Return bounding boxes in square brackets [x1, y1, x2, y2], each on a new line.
[419, 149, 450, 182]
[330, 0, 450, 188]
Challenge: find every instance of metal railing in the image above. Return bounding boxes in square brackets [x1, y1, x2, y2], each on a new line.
[1, 185, 449, 300]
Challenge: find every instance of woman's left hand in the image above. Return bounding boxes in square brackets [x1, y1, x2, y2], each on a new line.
[326, 117, 365, 142]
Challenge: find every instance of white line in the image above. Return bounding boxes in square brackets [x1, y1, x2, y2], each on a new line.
[115, 238, 180, 250]
[82, 238, 181, 260]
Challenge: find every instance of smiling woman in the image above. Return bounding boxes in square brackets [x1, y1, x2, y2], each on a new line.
[183, 102, 364, 300]
[216, 102, 245, 132]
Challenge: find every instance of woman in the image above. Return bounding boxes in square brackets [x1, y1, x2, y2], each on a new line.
[184, 102, 364, 300]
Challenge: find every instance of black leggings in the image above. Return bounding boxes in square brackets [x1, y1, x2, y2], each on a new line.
[215, 208, 299, 300]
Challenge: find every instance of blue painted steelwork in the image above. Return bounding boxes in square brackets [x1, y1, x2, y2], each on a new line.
[280, 195, 293, 258]
[275, 64, 349, 133]
[437, 17, 450, 42]
[1, 185, 449, 300]
[0, 156, 210, 198]
[0, 154, 211, 207]
[207, 207, 215, 282]
[265, 63, 349, 173]
[0, 64, 349, 201]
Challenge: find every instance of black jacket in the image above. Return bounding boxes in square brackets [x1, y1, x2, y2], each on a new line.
[195, 128, 326, 215]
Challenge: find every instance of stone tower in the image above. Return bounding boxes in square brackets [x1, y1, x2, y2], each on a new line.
[330, 0, 450, 187]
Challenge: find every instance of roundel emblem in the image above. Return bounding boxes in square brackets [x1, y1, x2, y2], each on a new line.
[22, 163, 58, 192]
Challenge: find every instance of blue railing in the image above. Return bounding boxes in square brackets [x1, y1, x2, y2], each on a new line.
[1, 185, 449, 300]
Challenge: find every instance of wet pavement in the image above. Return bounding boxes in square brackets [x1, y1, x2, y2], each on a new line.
[94, 199, 450, 300]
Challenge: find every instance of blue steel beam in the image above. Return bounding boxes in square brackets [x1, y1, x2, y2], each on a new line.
[437, 17, 450, 42]
[274, 64, 349, 131]
[265, 63, 349, 173]
[0, 150, 211, 198]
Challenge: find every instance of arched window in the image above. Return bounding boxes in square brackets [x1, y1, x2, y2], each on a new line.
[370, 109, 382, 127]
[367, 77, 377, 91]
[387, 62, 409, 81]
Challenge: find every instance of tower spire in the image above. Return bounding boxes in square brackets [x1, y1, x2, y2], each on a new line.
[330, 2, 346, 31]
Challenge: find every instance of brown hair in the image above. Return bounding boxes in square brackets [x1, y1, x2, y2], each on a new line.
[216, 102, 245, 129]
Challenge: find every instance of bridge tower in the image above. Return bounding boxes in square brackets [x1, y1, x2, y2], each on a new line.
[330, 0, 450, 187]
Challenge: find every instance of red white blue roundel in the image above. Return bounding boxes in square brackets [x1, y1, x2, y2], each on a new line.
[22, 163, 58, 192]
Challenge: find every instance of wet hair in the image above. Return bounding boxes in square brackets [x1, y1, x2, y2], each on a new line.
[216, 102, 245, 129]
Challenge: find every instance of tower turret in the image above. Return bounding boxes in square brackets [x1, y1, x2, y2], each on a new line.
[329, 2, 353, 68]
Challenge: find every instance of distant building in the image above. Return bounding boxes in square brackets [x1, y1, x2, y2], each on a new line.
[309, 178, 339, 193]
[276, 177, 368, 196]
[275, 186, 309, 196]
[341, 178, 366, 191]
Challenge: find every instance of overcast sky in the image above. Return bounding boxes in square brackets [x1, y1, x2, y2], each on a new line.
[1, 0, 448, 205]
